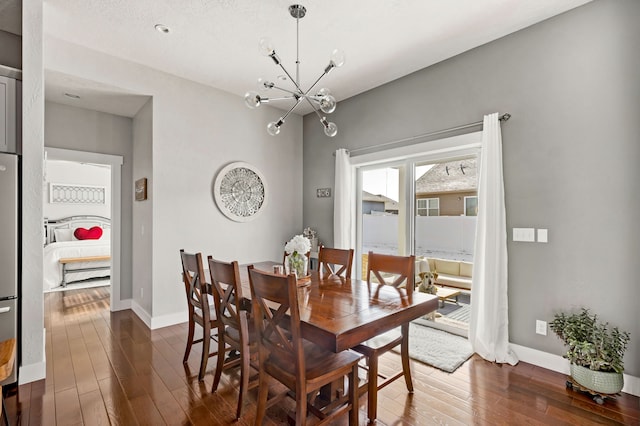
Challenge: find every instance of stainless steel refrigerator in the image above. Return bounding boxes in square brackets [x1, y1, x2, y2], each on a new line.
[0, 151, 18, 385]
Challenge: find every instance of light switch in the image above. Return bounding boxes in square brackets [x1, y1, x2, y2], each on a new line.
[537, 229, 548, 243]
[513, 228, 535, 242]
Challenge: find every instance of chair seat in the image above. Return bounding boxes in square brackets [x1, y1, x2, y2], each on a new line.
[267, 340, 361, 388]
[354, 328, 402, 355]
[225, 322, 258, 343]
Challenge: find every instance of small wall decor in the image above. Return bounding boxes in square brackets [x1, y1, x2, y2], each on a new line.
[135, 178, 147, 201]
[49, 183, 106, 204]
[214, 162, 267, 222]
[316, 188, 331, 198]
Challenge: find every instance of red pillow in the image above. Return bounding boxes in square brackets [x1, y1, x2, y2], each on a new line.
[74, 226, 103, 240]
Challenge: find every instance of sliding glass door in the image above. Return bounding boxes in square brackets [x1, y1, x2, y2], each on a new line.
[357, 163, 407, 279]
[413, 157, 477, 263]
[352, 132, 482, 335]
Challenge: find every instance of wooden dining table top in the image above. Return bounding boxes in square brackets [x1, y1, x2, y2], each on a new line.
[236, 261, 439, 353]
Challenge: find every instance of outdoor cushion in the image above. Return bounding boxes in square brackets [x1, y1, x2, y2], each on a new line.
[435, 259, 460, 275]
[460, 261, 473, 277]
[435, 273, 472, 290]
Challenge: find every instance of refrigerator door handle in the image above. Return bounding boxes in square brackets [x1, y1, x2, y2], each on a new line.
[0, 306, 10, 314]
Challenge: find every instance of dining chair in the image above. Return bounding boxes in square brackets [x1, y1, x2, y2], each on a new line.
[0, 338, 16, 426]
[317, 245, 354, 278]
[207, 256, 258, 420]
[248, 266, 362, 425]
[353, 251, 415, 423]
[180, 249, 219, 381]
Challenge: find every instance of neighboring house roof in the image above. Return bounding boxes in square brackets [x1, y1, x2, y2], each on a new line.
[362, 191, 399, 211]
[416, 159, 477, 194]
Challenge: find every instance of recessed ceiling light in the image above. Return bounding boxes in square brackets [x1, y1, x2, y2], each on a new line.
[64, 93, 81, 99]
[155, 24, 170, 34]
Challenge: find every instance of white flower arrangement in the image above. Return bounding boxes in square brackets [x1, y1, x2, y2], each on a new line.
[285, 234, 311, 255]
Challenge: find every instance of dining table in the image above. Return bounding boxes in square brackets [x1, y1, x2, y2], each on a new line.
[238, 261, 439, 353]
[230, 260, 439, 422]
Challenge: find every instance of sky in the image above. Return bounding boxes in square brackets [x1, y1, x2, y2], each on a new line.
[362, 165, 433, 202]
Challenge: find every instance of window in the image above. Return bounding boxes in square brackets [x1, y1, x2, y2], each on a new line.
[417, 198, 439, 216]
[464, 196, 478, 216]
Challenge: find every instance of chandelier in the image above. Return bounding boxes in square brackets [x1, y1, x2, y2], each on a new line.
[244, 4, 344, 137]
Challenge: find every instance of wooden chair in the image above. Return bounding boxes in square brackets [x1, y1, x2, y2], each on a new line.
[353, 251, 415, 423]
[180, 249, 219, 381]
[0, 338, 16, 426]
[317, 245, 354, 278]
[248, 266, 361, 425]
[208, 256, 258, 420]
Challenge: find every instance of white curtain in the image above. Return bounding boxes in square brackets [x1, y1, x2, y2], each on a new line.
[469, 113, 518, 365]
[333, 149, 352, 249]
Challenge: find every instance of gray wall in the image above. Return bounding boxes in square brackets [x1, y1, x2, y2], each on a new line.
[132, 99, 152, 313]
[0, 30, 21, 70]
[44, 101, 134, 300]
[303, 0, 640, 376]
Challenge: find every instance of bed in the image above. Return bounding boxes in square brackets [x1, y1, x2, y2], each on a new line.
[43, 216, 111, 291]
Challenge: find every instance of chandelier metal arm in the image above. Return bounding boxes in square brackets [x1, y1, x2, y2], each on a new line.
[265, 96, 298, 102]
[270, 85, 300, 96]
[276, 63, 303, 95]
[279, 97, 303, 123]
[301, 69, 329, 99]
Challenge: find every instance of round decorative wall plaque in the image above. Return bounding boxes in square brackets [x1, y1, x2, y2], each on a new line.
[213, 162, 267, 222]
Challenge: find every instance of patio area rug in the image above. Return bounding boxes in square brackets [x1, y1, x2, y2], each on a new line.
[371, 322, 474, 373]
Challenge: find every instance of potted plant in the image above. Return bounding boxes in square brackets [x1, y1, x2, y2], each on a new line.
[550, 308, 630, 396]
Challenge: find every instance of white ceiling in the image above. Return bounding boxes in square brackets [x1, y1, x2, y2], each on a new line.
[38, 0, 593, 117]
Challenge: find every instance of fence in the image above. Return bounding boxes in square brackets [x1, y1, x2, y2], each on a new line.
[362, 214, 476, 256]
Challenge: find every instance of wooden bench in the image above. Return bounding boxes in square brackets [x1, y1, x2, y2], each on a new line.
[1, 337, 16, 423]
[59, 255, 111, 287]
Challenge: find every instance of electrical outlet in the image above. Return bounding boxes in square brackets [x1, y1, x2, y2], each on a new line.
[536, 320, 547, 336]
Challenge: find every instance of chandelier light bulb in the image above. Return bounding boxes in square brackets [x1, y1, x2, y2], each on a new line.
[319, 95, 336, 114]
[257, 78, 274, 90]
[258, 37, 275, 56]
[330, 49, 346, 68]
[267, 121, 281, 136]
[244, 91, 262, 109]
[317, 88, 331, 97]
[324, 122, 338, 137]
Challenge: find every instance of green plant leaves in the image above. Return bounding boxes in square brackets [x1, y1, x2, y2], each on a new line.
[549, 308, 630, 373]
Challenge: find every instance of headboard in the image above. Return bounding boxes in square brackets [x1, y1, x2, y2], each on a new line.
[45, 215, 111, 245]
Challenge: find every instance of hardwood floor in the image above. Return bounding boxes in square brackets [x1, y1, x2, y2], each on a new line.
[2, 287, 638, 425]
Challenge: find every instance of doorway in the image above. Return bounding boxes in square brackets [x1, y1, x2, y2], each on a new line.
[44, 147, 123, 311]
[353, 132, 482, 337]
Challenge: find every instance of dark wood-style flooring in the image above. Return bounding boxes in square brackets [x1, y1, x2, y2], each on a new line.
[2, 286, 638, 425]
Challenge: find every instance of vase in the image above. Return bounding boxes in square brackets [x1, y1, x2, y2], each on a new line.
[285, 252, 308, 278]
[570, 363, 624, 394]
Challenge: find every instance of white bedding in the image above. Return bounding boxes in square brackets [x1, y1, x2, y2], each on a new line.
[43, 239, 111, 291]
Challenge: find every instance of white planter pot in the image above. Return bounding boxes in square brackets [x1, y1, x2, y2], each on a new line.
[570, 363, 624, 394]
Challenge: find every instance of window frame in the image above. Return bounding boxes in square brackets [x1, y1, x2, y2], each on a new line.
[464, 195, 478, 216]
[416, 197, 439, 216]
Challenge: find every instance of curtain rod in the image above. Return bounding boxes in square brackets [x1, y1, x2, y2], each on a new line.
[340, 112, 511, 157]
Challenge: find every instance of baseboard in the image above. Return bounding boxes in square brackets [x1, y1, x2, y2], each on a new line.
[18, 330, 46, 385]
[149, 309, 188, 330]
[510, 343, 640, 397]
[130, 300, 187, 330]
[111, 297, 132, 311]
[130, 300, 152, 328]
